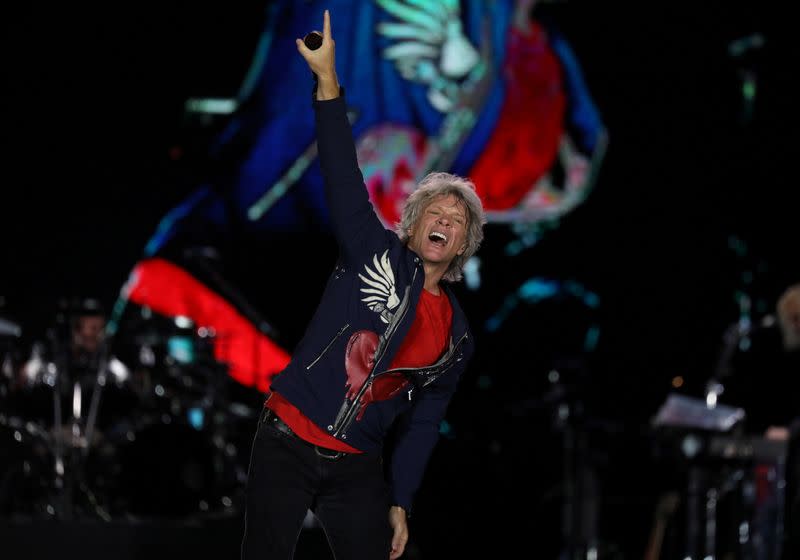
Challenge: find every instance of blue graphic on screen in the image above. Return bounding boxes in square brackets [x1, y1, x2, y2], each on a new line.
[145, 0, 606, 257]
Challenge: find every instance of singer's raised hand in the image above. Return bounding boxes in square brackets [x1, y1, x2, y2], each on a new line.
[296, 10, 340, 100]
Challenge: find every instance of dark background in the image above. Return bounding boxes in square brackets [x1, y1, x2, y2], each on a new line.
[2, 1, 799, 558]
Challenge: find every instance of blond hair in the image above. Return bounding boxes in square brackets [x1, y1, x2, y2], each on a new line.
[395, 172, 486, 282]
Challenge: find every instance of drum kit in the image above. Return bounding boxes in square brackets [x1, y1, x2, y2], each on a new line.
[0, 299, 261, 522]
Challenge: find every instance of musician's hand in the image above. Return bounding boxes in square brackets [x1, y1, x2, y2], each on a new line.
[296, 9, 340, 100]
[388, 505, 408, 559]
[765, 425, 790, 441]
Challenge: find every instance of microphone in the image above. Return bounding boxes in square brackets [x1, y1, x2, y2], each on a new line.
[303, 32, 323, 82]
[704, 311, 781, 408]
[303, 32, 323, 50]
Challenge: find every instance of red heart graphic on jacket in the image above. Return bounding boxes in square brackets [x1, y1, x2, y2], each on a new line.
[345, 330, 409, 421]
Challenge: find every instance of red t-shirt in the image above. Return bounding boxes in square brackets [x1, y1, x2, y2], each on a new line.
[267, 287, 453, 452]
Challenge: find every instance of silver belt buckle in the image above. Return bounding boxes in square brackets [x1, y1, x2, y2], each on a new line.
[315, 446, 345, 460]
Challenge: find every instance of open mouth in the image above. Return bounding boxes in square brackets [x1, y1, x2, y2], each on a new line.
[428, 231, 448, 247]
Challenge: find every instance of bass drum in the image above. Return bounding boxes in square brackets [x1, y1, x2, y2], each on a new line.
[103, 419, 244, 519]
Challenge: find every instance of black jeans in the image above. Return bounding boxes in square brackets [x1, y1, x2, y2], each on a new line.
[241, 409, 392, 560]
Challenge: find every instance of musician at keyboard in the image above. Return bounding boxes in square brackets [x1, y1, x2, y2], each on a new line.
[720, 282, 800, 559]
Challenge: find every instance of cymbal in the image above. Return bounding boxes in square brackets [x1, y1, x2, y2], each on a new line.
[0, 317, 22, 338]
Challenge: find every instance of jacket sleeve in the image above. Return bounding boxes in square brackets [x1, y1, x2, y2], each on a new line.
[387, 357, 468, 513]
[313, 94, 389, 263]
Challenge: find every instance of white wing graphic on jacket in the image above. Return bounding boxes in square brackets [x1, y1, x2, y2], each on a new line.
[359, 250, 400, 324]
[374, 0, 480, 112]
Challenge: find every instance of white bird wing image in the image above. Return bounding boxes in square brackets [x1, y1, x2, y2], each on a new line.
[374, 0, 480, 111]
[359, 251, 400, 323]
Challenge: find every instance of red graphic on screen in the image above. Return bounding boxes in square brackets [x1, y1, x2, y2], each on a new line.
[124, 258, 290, 392]
[359, 125, 430, 228]
[469, 22, 566, 210]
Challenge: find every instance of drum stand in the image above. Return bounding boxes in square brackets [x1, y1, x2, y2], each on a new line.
[546, 366, 602, 560]
[47, 345, 112, 521]
[559, 407, 600, 560]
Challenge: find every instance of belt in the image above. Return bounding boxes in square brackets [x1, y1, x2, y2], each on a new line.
[261, 408, 348, 461]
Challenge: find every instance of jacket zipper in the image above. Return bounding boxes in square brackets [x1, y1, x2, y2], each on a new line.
[332, 266, 418, 437]
[378, 330, 469, 385]
[306, 323, 350, 371]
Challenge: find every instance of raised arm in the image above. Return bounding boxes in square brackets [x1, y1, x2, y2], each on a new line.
[296, 10, 387, 260]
